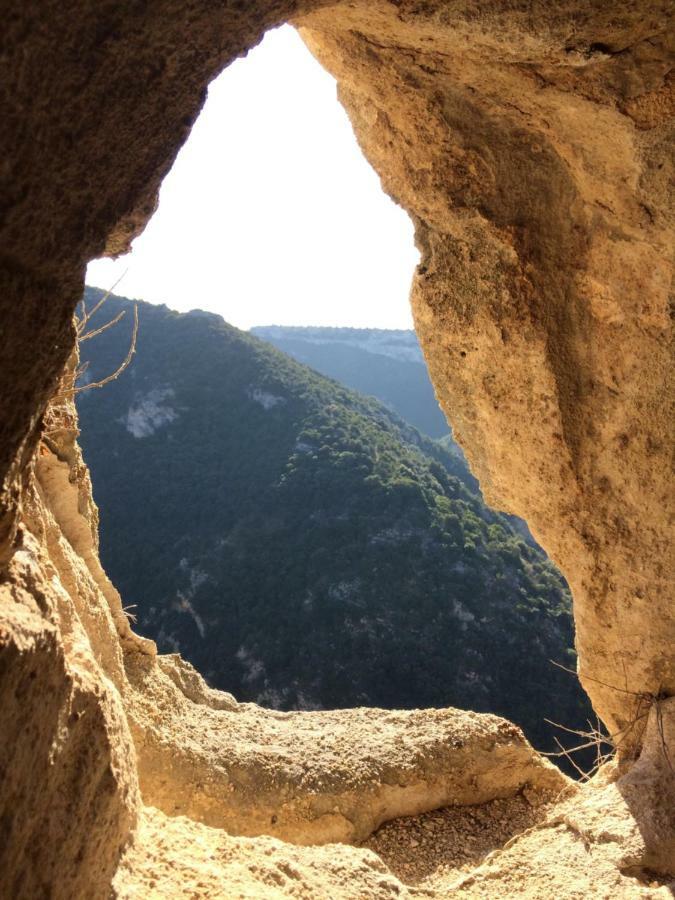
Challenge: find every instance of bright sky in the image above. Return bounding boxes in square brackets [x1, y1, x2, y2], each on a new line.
[86, 25, 418, 330]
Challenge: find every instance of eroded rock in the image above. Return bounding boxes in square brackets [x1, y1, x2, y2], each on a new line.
[0, 532, 139, 900]
[126, 649, 565, 844]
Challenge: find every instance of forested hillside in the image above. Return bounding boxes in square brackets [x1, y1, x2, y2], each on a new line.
[251, 325, 452, 440]
[77, 288, 590, 752]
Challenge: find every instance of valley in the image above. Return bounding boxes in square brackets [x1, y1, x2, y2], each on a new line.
[77, 287, 591, 755]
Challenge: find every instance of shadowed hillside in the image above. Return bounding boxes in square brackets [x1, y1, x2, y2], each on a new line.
[77, 287, 591, 752]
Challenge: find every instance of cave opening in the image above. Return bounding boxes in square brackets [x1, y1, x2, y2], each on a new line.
[3, 2, 674, 893]
[79, 24, 591, 771]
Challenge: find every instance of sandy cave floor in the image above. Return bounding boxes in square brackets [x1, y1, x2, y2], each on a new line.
[112, 789, 559, 898]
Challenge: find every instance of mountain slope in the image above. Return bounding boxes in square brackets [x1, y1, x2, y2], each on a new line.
[250, 325, 452, 440]
[77, 288, 590, 751]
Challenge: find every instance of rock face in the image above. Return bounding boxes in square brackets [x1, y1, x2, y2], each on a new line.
[0, 0, 673, 896]
[0, 530, 138, 899]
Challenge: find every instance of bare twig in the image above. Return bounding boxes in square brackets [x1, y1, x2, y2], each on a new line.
[545, 657, 668, 780]
[53, 302, 138, 401]
[595, 715, 603, 772]
[549, 659, 640, 697]
[655, 697, 674, 774]
[122, 603, 138, 624]
[79, 309, 125, 342]
[76, 270, 128, 336]
[551, 735, 589, 780]
[541, 722, 615, 782]
[75, 303, 138, 393]
[542, 718, 610, 741]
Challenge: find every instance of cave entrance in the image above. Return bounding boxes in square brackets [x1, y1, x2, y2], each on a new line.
[81, 25, 590, 769]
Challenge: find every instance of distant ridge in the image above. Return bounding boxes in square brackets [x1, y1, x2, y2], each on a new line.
[251, 324, 450, 438]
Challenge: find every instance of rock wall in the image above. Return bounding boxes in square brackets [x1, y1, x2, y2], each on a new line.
[0, 0, 673, 895]
[0, 437, 140, 897]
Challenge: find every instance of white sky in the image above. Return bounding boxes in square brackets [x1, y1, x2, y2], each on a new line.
[87, 25, 419, 330]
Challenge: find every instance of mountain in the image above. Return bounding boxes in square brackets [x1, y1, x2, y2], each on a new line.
[250, 325, 452, 440]
[76, 288, 590, 752]
[252, 330, 540, 543]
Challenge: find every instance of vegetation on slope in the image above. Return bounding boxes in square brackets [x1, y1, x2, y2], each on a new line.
[77, 288, 590, 752]
[250, 325, 451, 439]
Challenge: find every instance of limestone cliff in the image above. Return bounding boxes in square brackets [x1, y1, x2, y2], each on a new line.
[0, 0, 673, 896]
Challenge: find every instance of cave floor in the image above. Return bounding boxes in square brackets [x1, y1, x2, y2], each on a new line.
[113, 782, 675, 899]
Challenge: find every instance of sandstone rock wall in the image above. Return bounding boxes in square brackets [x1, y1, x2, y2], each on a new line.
[0, 461, 140, 897]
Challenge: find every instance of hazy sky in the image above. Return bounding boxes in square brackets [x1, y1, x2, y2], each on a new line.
[87, 26, 419, 330]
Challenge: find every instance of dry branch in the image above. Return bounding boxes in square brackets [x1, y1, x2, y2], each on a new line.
[79, 310, 125, 342]
[545, 657, 666, 779]
[52, 301, 139, 402]
[76, 270, 127, 336]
